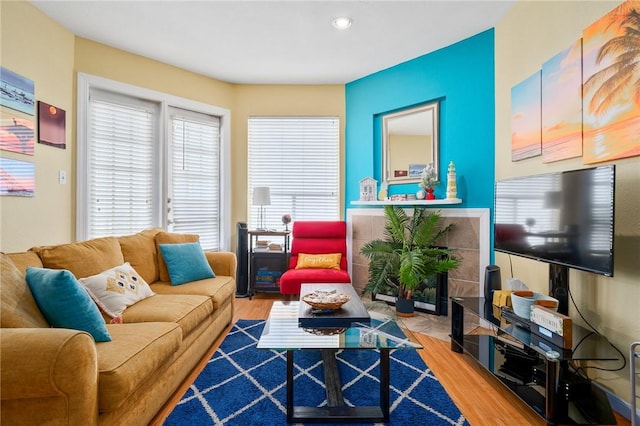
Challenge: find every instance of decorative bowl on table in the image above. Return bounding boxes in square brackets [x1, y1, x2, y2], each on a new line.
[302, 289, 350, 311]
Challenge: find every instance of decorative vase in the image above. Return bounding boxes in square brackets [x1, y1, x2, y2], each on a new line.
[426, 188, 435, 200]
[395, 297, 415, 317]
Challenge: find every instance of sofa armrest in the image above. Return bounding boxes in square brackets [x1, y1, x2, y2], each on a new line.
[205, 251, 237, 279]
[1, 328, 98, 425]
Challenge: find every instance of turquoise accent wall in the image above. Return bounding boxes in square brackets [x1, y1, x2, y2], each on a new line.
[345, 29, 496, 209]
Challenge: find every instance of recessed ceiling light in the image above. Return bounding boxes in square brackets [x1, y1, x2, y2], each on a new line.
[332, 17, 353, 30]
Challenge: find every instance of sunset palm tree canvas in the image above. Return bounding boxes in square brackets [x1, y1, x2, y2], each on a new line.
[583, 0, 640, 164]
[511, 70, 542, 161]
[542, 40, 583, 163]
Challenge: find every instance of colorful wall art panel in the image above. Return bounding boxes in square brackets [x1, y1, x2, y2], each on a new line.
[0, 67, 35, 116]
[0, 157, 34, 197]
[38, 101, 66, 149]
[0, 111, 35, 155]
[582, 0, 640, 164]
[542, 39, 583, 163]
[511, 70, 542, 161]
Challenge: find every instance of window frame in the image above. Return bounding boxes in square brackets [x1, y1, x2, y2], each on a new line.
[76, 72, 231, 249]
[247, 115, 341, 230]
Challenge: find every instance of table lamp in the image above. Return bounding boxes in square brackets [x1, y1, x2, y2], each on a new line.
[253, 186, 271, 230]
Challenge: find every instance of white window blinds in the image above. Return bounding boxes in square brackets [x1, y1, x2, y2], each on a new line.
[87, 92, 156, 238]
[248, 116, 340, 230]
[169, 108, 220, 250]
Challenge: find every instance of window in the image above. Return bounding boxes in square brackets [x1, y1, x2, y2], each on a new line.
[247, 116, 340, 230]
[77, 73, 230, 250]
[87, 91, 157, 238]
[169, 108, 220, 249]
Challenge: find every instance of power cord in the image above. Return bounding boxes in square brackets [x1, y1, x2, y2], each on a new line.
[508, 254, 514, 279]
[568, 287, 627, 374]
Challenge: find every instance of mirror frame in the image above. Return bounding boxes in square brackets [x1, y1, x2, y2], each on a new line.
[382, 101, 439, 184]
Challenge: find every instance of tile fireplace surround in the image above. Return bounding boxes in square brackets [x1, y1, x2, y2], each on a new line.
[347, 208, 490, 310]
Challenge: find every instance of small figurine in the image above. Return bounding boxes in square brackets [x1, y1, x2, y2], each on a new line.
[446, 161, 457, 199]
[378, 181, 388, 201]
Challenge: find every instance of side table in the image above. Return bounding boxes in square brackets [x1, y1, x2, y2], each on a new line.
[247, 230, 290, 298]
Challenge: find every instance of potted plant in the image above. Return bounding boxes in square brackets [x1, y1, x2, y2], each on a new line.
[360, 205, 458, 316]
[419, 163, 439, 200]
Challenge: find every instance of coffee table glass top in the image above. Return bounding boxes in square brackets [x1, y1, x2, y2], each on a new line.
[257, 301, 423, 351]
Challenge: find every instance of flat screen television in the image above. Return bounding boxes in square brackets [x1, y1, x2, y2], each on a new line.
[494, 166, 615, 313]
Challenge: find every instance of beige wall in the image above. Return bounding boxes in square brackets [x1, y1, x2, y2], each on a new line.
[1, 1, 75, 251]
[495, 0, 639, 404]
[1, 2, 345, 253]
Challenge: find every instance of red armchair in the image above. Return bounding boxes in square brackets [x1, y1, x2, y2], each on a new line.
[279, 221, 351, 296]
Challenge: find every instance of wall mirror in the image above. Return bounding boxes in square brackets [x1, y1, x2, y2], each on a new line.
[382, 101, 439, 184]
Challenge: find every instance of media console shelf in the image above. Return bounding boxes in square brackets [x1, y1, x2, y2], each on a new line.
[450, 297, 618, 426]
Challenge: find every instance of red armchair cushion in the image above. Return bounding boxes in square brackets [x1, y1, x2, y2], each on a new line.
[279, 269, 351, 295]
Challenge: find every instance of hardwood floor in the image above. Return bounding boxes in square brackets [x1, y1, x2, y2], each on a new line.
[150, 295, 631, 425]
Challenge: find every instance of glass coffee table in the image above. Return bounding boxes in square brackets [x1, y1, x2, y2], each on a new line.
[257, 291, 422, 423]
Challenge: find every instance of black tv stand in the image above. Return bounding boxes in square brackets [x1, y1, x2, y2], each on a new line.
[450, 297, 619, 426]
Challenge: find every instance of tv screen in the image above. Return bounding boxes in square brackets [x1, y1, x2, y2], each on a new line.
[494, 165, 615, 276]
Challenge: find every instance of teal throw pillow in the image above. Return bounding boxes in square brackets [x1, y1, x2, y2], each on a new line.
[159, 242, 215, 286]
[25, 267, 112, 342]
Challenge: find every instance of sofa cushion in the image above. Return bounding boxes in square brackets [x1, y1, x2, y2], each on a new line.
[25, 267, 112, 342]
[5, 251, 43, 275]
[120, 294, 213, 336]
[97, 322, 182, 412]
[151, 275, 236, 310]
[158, 242, 215, 285]
[31, 236, 125, 279]
[155, 232, 199, 282]
[118, 228, 162, 284]
[79, 263, 155, 319]
[0, 253, 49, 328]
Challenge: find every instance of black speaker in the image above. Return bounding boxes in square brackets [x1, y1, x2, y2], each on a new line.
[236, 222, 249, 297]
[484, 265, 501, 301]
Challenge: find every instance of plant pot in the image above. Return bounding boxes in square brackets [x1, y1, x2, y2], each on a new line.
[395, 297, 415, 317]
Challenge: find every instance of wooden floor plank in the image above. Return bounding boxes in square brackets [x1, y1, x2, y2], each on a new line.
[150, 295, 631, 426]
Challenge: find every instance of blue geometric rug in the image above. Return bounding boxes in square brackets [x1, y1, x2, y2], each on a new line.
[165, 320, 468, 425]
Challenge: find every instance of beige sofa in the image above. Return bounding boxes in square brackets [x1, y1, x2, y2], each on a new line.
[0, 228, 236, 425]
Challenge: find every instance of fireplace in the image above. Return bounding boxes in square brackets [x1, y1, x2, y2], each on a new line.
[347, 208, 490, 315]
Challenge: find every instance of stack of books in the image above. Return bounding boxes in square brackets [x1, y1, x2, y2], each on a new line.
[268, 243, 282, 251]
[255, 240, 269, 251]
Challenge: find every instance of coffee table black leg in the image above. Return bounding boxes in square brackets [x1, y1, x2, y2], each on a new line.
[287, 350, 294, 423]
[380, 348, 390, 421]
[286, 349, 389, 423]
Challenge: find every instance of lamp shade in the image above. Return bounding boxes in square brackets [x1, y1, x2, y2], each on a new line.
[253, 187, 271, 206]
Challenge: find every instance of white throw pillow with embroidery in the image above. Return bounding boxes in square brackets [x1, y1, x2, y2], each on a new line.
[80, 262, 155, 318]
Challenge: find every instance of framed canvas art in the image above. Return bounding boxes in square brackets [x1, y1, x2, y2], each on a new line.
[38, 101, 66, 149]
[582, 1, 640, 163]
[0, 157, 34, 197]
[542, 40, 583, 163]
[511, 71, 542, 161]
[0, 111, 35, 155]
[0, 67, 35, 116]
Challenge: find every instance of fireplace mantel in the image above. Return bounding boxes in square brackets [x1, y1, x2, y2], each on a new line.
[351, 198, 462, 206]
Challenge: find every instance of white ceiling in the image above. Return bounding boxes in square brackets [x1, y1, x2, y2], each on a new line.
[30, 0, 515, 85]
